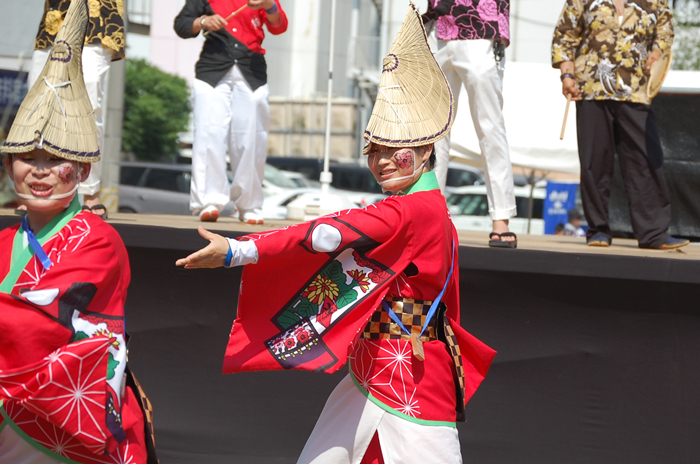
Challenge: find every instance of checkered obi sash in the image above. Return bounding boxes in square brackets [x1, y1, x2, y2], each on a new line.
[362, 297, 438, 342]
[361, 296, 470, 421]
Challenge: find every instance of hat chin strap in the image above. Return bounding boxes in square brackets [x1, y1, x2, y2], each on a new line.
[378, 155, 427, 193]
[15, 182, 80, 200]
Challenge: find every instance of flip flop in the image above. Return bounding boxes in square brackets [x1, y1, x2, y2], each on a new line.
[89, 204, 108, 220]
[488, 231, 517, 249]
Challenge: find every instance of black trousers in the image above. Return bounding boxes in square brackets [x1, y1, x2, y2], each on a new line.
[576, 100, 671, 248]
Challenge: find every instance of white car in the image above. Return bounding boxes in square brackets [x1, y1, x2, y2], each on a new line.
[446, 185, 546, 234]
[119, 163, 310, 216]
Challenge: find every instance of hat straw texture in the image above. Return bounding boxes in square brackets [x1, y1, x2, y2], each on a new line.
[363, 2, 454, 154]
[2, 0, 100, 163]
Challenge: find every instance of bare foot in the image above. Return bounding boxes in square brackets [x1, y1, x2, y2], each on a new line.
[84, 193, 101, 209]
[492, 219, 515, 242]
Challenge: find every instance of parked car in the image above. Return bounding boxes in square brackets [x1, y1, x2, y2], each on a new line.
[444, 161, 484, 190]
[267, 157, 383, 194]
[268, 157, 485, 193]
[118, 162, 386, 217]
[119, 162, 194, 215]
[446, 184, 546, 234]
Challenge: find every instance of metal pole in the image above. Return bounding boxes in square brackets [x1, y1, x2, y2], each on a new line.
[320, 0, 337, 195]
[100, 0, 128, 213]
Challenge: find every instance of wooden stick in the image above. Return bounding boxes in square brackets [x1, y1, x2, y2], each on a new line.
[560, 93, 572, 140]
[203, 4, 248, 37]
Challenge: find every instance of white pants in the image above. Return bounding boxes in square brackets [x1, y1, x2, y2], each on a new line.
[433, 37, 516, 221]
[28, 44, 113, 197]
[0, 425, 61, 464]
[297, 375, 462, 464]
[190, 65, 269, 214]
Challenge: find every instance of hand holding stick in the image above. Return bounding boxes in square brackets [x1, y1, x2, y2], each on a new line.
[203, 4, 248, 37]
[560, 93, 572, 140]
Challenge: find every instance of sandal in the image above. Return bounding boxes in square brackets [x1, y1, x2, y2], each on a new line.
[85, 204, 108, 219]
[488, 231, 517, 249]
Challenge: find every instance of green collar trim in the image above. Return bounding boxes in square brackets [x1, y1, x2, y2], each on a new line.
[0, 197, 81, 294]
[402, 171, 439, 195]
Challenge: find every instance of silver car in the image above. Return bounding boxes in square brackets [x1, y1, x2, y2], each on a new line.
[118, 162, 385, 216]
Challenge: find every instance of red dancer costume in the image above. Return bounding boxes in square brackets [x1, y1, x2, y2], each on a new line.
[0, 205, 147, 464]
[178, 4, 496, 463]
[0, 1, 151, 462]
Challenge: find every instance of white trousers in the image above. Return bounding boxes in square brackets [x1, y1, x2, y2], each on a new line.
[0, 425, 61, 464]
[190, 65, 269, 214]
[433, 37, 516, 221]
[28, 44, 113, 197]
[297, 375, 462, 464]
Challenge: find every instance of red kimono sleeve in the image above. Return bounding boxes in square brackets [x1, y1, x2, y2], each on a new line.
[224, 200, 414, 374]
[0, 215, 146, 463]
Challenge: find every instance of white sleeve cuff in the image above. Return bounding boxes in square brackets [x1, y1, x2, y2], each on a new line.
[225, 238, 259, 268]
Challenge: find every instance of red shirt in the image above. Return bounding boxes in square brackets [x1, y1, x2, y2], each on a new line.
[209, 0, 288, 54]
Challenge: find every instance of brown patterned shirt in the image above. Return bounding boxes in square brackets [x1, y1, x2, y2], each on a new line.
[551, 0, 673, 104]
[34, 0, 125, 61]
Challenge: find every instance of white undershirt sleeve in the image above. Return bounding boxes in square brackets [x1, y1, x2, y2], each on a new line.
[224, 238, 259, 267]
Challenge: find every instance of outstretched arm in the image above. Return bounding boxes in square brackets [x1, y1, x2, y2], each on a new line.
[176, 227, 258, 269]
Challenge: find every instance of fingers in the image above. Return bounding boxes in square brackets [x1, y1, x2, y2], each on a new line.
[175, 246, 210, 268]
[247, 0, 270, 10]
[198, 226, 214, 240]
[176, 227, 227, 268]
[562, 80, 580, 101]
[198, 226, 227, 243]
[646, 50, 662, 70]
[206, 14, 228, 31]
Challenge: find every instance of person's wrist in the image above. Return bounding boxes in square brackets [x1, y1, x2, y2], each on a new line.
[224, 242, 233, 267]
[264, 1, 278, 14]
[199, 16, 207, 29]
[560, 73, 575, 82]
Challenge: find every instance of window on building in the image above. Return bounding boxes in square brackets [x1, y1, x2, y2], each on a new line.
[128, 0, 151, 26]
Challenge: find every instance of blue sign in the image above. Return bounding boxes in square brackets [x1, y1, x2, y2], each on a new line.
[544, 182, 579, 234]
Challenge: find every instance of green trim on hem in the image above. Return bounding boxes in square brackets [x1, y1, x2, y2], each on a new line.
[348, 371, 457, 428]
[0, 400, 83, 464]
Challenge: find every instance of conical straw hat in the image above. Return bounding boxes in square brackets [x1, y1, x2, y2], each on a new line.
[363, 2, 454, 154]
[1, 0, 99, 163]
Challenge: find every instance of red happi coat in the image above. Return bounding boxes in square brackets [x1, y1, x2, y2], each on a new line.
[0, 208, 147, 464]
[224, 173, 496, 424]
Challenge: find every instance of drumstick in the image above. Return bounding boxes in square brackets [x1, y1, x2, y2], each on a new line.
[559, 93, 572, 140]
[203, 4, 248, 37]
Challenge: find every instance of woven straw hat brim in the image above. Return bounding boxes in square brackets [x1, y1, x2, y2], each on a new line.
[1, 0, 100, 163]
[363, 2, 454, 154]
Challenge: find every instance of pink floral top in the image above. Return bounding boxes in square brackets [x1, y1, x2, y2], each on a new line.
[422, 0, 510, 42]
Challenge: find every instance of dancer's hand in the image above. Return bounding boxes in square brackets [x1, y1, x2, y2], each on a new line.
[562, 77, 580, 100]
[559, 61, 580, 101]
[646, 49, 662, 71]
[201, 14, 228, 32]
[176, 227, 229, 269]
